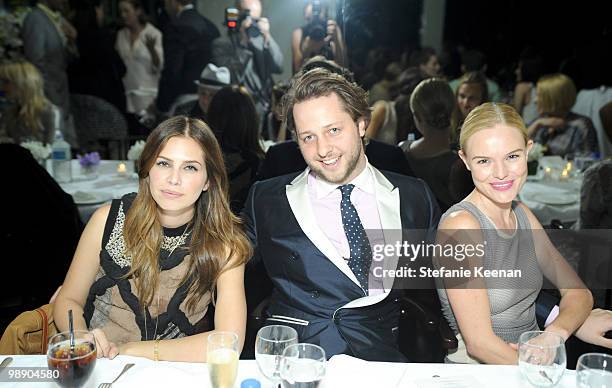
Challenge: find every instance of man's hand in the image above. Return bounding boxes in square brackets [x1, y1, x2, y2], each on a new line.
[575, 308, 612, 349]
[257, 17, 270, 41]
[61, 19, 78, 42]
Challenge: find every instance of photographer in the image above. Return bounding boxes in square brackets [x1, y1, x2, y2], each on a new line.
[291, 0, 346, 73]
[212, 0, 283, 126]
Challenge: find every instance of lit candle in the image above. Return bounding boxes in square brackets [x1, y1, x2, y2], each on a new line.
[117, 162, 127, 176]
[560, 168, 569, 181]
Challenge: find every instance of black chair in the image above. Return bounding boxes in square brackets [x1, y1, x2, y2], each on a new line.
[70, 94, 129, 159]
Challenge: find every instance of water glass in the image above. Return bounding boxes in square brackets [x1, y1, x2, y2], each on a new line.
[255, 325, 298, 384]
[518, 331, 566, 387]
[207, 331, 239, 388]
[280, 343, 326, 388]
[576, 352, 612, 387]
[47, 330, 97, 388]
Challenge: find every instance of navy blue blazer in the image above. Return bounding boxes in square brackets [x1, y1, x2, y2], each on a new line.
[243, 165, 440, 361]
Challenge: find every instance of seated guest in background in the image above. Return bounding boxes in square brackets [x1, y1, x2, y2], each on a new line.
[207, 86, 264, 214]
[409, 47, 441, 78]
[437, 103, 593, 364]
[174, 63, 231, 121]
[244, 68, 438, 361]
[456, 71, 489, 124]
[449, 49, 502, 102]
[21, 0, 78, 147]
[528, 73, 598, 158]
[403, 78, 472, 212]
[0, 61, 60, 144]
[53, 116, 251, 361]
[579, 159, 612, 229]
[115, 0, 163, 133]
[452, 71, 489, 149]
[513, 52, 544, 126]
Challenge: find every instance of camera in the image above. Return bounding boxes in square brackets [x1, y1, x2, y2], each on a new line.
[225, 7, 261, 38]
[302, 0, 327, 41]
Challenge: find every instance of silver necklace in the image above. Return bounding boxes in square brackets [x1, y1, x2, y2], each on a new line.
[144, 224, 191, 341]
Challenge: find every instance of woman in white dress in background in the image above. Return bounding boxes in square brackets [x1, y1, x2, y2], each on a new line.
[115, 0, 163, 128]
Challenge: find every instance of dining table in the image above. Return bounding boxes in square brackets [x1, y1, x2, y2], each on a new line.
[47, 160, 140, 223]
[519, 175, 582, 226]
[0, 353, 580, 388]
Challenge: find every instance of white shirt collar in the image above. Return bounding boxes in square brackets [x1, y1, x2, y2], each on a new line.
[177, 3, 194, 17]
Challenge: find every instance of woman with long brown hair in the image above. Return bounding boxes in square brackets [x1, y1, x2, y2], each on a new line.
[53, 116, 251, 361]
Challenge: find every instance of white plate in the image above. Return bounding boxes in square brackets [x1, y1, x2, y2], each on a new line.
[530, 192, 577, 205]
[71, 191, 112, 205]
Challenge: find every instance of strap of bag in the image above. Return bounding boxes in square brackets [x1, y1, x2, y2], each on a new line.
[34, 307, 49, 354]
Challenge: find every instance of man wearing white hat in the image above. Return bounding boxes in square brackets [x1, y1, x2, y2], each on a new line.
[174, 63, 231, 120]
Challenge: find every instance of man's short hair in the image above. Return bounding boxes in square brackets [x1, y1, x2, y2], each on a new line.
[281, 68, 371, 133]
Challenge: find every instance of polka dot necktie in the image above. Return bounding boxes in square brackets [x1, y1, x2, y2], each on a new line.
[339, 184, 372, 293]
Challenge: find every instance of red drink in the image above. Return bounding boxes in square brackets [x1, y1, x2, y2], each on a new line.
[47, 335, 96, 388]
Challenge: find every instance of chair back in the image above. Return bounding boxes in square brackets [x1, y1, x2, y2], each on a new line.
[70, 94, 128, 158]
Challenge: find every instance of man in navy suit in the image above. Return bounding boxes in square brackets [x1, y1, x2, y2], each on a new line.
[157, 0, 219, 114]
[243, 68, 440, 361]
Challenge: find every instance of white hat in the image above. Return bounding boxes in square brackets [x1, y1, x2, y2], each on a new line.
[195, 63, 231, 90]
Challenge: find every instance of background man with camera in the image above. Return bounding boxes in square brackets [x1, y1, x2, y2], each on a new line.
[212, 0, 283, 128]
[291, 0, 346, 74]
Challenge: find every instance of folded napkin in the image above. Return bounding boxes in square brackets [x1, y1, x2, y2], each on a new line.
[321, 354, 407, 388]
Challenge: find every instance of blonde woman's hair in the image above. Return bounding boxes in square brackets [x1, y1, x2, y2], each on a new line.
[0, 61, 50, 135]
[460, 102, 528, 152]
[536, 73, 576, 116]
[124, 116, 252, 312]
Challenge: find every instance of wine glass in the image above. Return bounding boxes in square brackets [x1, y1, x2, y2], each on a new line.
[47, 330, 97, 388]
[576, 352, 612, 387]
[518, 330, 566, 387]
[279, 343, 326, 388]
[255, 325, 298, 385]
[207, 331, 239, 388]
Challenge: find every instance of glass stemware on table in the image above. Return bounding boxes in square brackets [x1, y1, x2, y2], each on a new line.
[255, 325, 299, 386]
[207, 331, 240, 388]
[518, 330, 566, 387]
[576, 352, 612, 387]
[279, 343, 326, 388]
[47, 330, 97, 388]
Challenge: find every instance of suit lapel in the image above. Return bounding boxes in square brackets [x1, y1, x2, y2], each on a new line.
[285, 169, 361, 287]
[371, 167, 402, 292]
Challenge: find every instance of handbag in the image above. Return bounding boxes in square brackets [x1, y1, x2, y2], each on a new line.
[0, 303, 58, 355]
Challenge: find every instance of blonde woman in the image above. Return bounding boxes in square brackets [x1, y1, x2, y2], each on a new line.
[527, 73, 598, 158]
[54, 116, 251, 361]
[436, 103, 593, 364]
[0, 61, 60, 144]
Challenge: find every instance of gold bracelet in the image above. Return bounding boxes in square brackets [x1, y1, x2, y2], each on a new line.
[153, 339, 160, 361]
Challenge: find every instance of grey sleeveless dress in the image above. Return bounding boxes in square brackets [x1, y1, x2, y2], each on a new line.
[437, 201, 543, 347]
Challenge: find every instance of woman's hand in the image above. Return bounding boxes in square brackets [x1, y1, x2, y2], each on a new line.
[92, 328, 119, 359]
[575, 308, 612, 349]
[144, 34, 156, 54]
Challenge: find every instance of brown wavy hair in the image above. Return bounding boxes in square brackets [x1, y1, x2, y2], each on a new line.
[124, 116, 251, 311]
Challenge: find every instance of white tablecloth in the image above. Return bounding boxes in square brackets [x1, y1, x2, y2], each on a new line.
[519, 177, 582, 225]
[0, 354, 578, 388]
[50, 160, 139, 223]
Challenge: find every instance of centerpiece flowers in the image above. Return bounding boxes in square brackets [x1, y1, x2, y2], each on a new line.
[127, 140, 145, 174]
[20, 140, 52, 165]
[77, 152, 101, 176]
